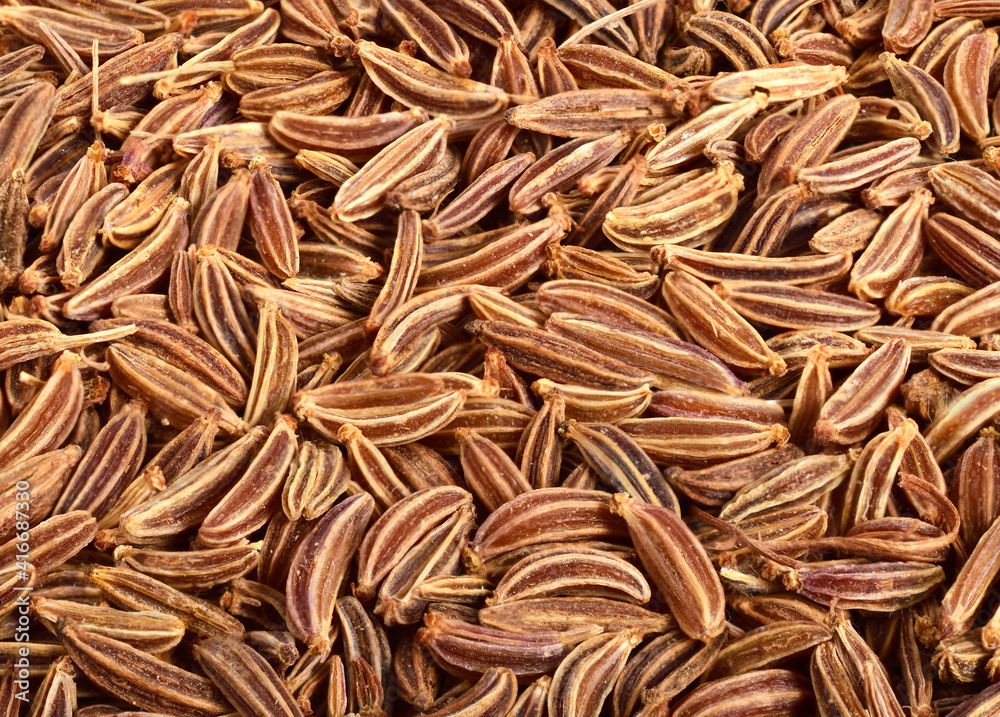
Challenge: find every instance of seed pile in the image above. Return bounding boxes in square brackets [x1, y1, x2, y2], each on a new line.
[4, 0, 1000, 714]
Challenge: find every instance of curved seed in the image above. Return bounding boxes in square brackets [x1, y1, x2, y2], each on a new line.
[59, 623, 230, 717]
[286, 493, 374, 654]
[611, 494, 724, 640]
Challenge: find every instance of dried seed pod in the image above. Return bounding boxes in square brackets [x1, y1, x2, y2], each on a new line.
[662, 270, 785, 375]
[419, 605, 584, 680]
[706, 621, 832, 679]
[376, 508, 472, 627]
[720, 453, 853, 523]
[282, 441, 350, 521]
[194, 637, 304, 717]
[244, 303, 298, 428]
[610, 494, 724, 641]
[356, 41, 508, 119]
[757, 94, 859, 199]
[783, 561, 945, 612]
[247, 156, 299, 280]
[881, 52, 960, 155]
[63, 196, 190, 321]
[334, 117, 452, 221]
[670, 669, 814, 717]
[198, 416, 298, 546]
[929, 163, 1000, 236]
[488, 545, 650, 605]
[507, 91, 673, 139]
[52, 400, 146, 520]
[423, 667, 516, 716]
[113, 543, 259, 592]
[0, 351, 82, 467]
[944, 30, 996, 142]
[59, 622, 231, 717]
[468, 488, 627, 568]
[815, 339, 911, 446]
[107, 344, 247, 435]
[548, 630, 641, 717]
[286, 493, 375, 654]
[356, 486, 473, 600]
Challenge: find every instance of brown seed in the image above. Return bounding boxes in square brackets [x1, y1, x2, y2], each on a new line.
[662, 270, 786, 375]
[882, 52, 961, 155]
[815, 339, 911, 446]
[248, 156, 299, 280]
[706, 621, 832, 679]
[198, 416, 298, 546]
[113, 543, 259, 592]
[548, 630, 641, 717]
[424, 667, 517, 717]
[925, 377, 1000, 461]
[356, 40, 508, 118]
[783, 561, 945, 612]
[611, 494, 725, 641]
[944, 30, 996, 142]
[52, 400, 146, 519]
[34, 598, 185, 654]
[60, 621, 228, 716]
[757, 94, 859, 199]
[0, 351, 82, 467]
[64, 196, 190, 321]
[930, 163, 1000, 236]
[555, 43, 673, 93]
[670, 669, 814, 717]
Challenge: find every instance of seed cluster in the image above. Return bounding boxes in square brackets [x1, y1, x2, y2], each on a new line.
[3, 0, 1000, 715]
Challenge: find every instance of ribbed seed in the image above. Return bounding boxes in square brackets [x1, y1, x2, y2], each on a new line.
[282, 440, 350, 521]
[113, 543, 259, 592]
[815, 339, 911, 446]
[198, 416, 297, 547]
[356, 41, 508, 119]
[706, 621, 832, 679]
[612, 629, 721, 717]
[334, 117, 452, 221]
[425, 667, 517, 717]
[783, 561, 944, 612]
[611, 494, 724, 640]
[605, 162, 743, 250]
[106, 343, 246, 435]
[248, 156, 298, 280]
[479, 595, 671, 636]
[662, 270, 785, 375]
[757, 94, 859, 199]
[101, 160, 185, 249]
[59, 623, 230, 717]
[356, 486, 473, 600]
[88, 565, 246, 638]
[52, 401, 146, 519]
[244, 302, 298, 428]
[119, 426, 266, 542]
[507, 90, 676, 139]
[944, 30, 995, 142]
[63, 197, 189, 321]
[930, 163, 1000, 236]
[34, 599, 185, 653]
[671, 669, 813, 717]
[192, 169, 251, 250]
[57, 183, 128, 289]
[286, 493, 374, 654]
[376, 505, 473, 626]
[548, 630, 641, 717]
[0, 351, 82, 466]
[881, 52, 960, 155]
[508, 131, 630, 215]
[193, 637, 303, 717]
